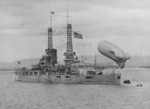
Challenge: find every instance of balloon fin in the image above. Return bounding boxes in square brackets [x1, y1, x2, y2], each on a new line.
[116, 61, 126, 69]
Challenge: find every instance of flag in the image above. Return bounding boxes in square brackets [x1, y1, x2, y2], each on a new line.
[18, 61, 21, 64]
[74, 32, 83, 39]
[51, 11, 55, 14]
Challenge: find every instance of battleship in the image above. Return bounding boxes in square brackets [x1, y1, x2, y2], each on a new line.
[15, 12, 124, 85]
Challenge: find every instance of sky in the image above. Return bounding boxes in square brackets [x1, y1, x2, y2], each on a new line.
[1, 0, 150, 63]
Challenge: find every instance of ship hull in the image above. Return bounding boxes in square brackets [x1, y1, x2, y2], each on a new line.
[16, 74, 121, 85]
[49, 74, 121, 85]
[17, 75, 49, 83]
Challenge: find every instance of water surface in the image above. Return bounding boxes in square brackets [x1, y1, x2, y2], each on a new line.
[0, 68, 150, 109]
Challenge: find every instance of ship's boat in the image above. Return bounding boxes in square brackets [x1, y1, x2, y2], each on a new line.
[123, 80, 131, 84]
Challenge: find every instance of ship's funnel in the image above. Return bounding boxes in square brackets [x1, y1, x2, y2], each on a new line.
[97, 41, 130, 69]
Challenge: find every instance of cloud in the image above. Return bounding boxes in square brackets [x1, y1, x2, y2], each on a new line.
[0, 12, 24, 29]
[1, 0, 150, 62]
[72, 0, 150, 9]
